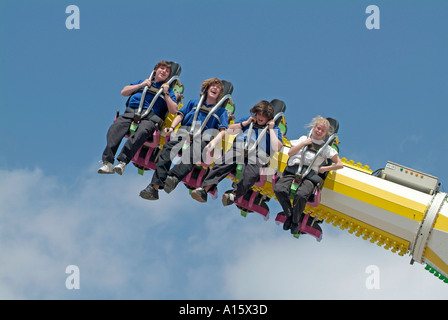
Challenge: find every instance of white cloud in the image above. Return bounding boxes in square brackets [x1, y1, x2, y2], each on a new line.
[0, 167, 447, 299]
[222, 228, 448, 299]
[0, 167, 185, 299]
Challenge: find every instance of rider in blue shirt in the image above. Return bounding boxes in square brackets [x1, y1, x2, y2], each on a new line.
[98, 60, 178, 175]
[190, 100, 283, 205]
[234, 114, 282, 154]
[139, 78, 229, 200]
[126, 80, 177, 114]
[179, 99, 228, 131]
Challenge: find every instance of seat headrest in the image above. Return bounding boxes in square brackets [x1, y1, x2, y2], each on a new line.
[220, 80, 233, 96]
[270, 99, 286, 116]
[270, 99, 287, 131]
[168, 61, 182, 78]
[326, 117, 339, 134]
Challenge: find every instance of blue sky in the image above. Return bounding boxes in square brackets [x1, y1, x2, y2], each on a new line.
[1, 0, 447, 299]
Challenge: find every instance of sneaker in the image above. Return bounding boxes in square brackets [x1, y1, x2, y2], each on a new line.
[191, 188, 207, 203]
[283, 215, 292, 231]
[139, 185, 159, 200]
[164, 175, 180, 194]
[114, 161, 127, 175]
[98, 161, 114, 174]
[222, 192, 235, 206]
[290, 223, 299, 235]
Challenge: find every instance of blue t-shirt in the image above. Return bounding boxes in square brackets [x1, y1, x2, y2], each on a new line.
[127, 80, 177, 117]
[235, 115, 283, 153]
[178, 98, 229, 131]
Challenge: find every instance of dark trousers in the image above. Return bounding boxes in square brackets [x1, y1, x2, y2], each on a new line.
[102, 112, 157, 164]
[150, 133, 209, 188]
[273, 172, 315, 224]
[202, 146, 267, 199]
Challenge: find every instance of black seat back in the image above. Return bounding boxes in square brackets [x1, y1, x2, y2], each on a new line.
[326, 117, 339, 152]
[168, 61, 182, 88]
[270, 99, 287, 136]
[221, 80, 235, 120]
[221, 80, 233, 97]
[327, 117, 339, 135]
[217, 80, 233, 113]
[169, 61, 181, 77]
[167, 61, 184, 104]
[270, 99, 286, 116]
[316, 117, 340, 181]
